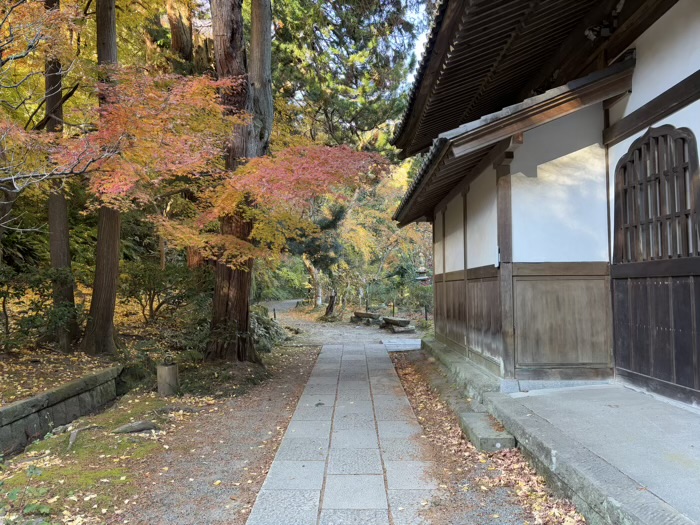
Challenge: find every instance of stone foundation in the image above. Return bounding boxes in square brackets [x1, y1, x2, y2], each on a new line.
[0, 366, 122, 456]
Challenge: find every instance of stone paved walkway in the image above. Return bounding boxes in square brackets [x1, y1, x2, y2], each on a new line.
[246, 343, 438, 525]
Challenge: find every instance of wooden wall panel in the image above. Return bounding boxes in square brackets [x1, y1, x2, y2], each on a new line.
[444, 280, 467, 349]
[672, 278, 695, 388]
[435, 281, 446, 339]
[613, 273, 700, 400]
[467, 277, 502, 364]
[514, 276, 611, 367]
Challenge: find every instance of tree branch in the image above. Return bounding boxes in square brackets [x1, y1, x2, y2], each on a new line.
[31, 83, 80, 131]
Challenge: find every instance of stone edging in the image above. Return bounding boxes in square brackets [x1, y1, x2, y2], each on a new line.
[0, 365, 123, 456]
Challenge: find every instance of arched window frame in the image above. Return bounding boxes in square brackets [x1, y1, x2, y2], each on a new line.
[613, 125, 700, 264]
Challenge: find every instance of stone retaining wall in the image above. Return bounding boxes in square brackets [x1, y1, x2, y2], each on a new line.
[0, 366, 122, 456]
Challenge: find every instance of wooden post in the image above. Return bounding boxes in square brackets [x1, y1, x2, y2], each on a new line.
[157, 364, 179, 396]
[495, 134, 522, 380]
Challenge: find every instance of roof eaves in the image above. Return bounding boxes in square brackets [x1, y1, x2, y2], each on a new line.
[392, 57, 636, 227]
[390, 0, 452, 150]
[392, 137, 450, 225]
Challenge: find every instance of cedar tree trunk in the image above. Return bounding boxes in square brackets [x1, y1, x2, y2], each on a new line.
[45, 0, 79, 351]
[206, 211, 255, 362]
[206, 0, 272, 362]
[83, 0, 120, 355]
[324, 291, 337, 317]
[167, 0, 193, 69]
[247, 0, 273, 157]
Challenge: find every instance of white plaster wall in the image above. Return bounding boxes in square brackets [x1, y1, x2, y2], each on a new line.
[444, 195, 465, 272]
[608, 0, 700, 254]
[611, 0, 700, 121]
[434, 210, 444, 274]
[467, 166, 498, 268]
[510, 104, 608, 262]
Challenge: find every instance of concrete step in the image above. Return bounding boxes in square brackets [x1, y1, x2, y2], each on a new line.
[458, 411, 515, 452]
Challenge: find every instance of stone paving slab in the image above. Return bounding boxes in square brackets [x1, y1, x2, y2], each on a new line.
[263, 460, 326, 490]
[246, 343, 438, 525]
[327, 448, 383, 475]
[324, 474, 388, 509]
[246, 490, 321, 525]
[319, 509, 390, 525]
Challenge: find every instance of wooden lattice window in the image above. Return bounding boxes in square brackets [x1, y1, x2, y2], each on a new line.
[613, 125, 700, 264]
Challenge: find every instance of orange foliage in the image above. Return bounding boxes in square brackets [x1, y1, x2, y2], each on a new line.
[83, 69, 245, 209]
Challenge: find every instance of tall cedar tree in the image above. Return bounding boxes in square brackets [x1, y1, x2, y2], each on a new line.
[206, 0, 273, 362]
[82, 0, 121, 355]
[273, 0, 420, 145]
[167, 0, 194, 70]
[45, 0, 80, 352]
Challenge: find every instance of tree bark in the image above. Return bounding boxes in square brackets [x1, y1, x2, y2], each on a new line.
[186, 246, 203, 268]
[324, 291, 337, 317]
[248, 0, 273, 157]
[302, 255, 323, 307]
[96, 0, 117, 65]
[205, 212, 256, 362]
[45, 0, 79, 352]
[83, 0, 120, 355]
[82, 207, 120, 355]
[167, 0, 193, 69]
[206, 0, 272, 362]
[48, 189, 80, 350]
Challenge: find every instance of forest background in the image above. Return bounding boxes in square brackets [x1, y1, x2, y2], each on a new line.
[0, 0, 433, 379]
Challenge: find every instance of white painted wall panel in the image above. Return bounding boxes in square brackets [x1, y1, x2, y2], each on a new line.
[434, 210, 444, 274]
[511, 104, 608, 262]
[444, 195, 465, 272]
[467, 166, 498, 268]
[612, 0, 700, 120]
[607, 0, 700, 255]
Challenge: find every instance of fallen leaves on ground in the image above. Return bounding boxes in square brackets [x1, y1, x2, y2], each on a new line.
[0, 345, 320, 525]
[392, 353, 585, 525]
[0, 348, 115, 407]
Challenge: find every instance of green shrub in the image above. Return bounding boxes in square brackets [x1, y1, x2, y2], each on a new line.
[250, 305, 287, 353]
[119, 261, 213, 324]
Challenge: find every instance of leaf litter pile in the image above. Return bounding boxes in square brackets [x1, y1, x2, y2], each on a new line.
[391, 352, 585, 525]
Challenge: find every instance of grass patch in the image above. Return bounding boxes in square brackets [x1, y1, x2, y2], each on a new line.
[0, 393, 172, 523]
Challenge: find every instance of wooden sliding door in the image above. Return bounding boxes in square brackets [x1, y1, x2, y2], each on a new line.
[612, 125, 700, 403]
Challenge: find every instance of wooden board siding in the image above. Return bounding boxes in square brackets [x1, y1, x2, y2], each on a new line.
[613, 272, 700, 404]
[444, 279, 467, 351]
[612, 125, 700, 403]
[434, 266, 503, 372]
[467, 275, 502, 368]
[511, 262, 613, 380]
[435, 279, 446, 341]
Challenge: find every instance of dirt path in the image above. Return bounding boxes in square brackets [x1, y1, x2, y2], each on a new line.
[261, 299, 423, 346]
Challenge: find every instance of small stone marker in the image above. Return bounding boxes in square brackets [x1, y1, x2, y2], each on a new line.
[157, 363, 179, 396]
[113, 420, 158, 434]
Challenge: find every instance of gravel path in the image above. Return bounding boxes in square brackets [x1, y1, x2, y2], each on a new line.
[260, 300, 422, 346]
